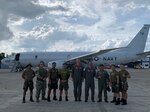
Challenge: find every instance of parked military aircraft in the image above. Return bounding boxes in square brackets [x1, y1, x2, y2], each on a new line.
[1, 24, 150, 70]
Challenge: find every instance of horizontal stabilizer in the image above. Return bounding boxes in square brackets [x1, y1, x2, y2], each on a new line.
[136, 51, 150, 57]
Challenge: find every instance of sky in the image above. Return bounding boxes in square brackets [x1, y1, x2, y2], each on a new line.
[0, 0, 150, 54]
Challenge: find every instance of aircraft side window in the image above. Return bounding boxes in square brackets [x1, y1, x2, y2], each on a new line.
[35, 55, 38, 59]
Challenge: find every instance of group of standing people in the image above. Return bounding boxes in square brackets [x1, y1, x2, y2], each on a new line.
[22, 59, 130, 106]
[109, 64, 131, 105]
[22, 61, 70, 103]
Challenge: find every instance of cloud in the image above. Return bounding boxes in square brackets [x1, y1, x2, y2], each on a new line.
[0, 23, 13, 40]
[0, 0, 67, 41]
[13, 25, 88, 52]
[0, 0, 150, 54]
[0, 0, 44, 40]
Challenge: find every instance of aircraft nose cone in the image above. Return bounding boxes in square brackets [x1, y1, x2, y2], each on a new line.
[1, 58, 5, 64]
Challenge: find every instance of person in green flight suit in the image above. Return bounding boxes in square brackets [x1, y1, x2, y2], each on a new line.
[58, 63, 70, 101]
[96, 64, 109, 103]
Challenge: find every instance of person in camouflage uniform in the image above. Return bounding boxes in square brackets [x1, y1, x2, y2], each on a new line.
[35, 61, 48, 102]
[47, 62, 59, 102]
[110, 64, 120, 105]
[58, 63, 70, 101]
[71, 59, 84, 102]
[119, 64, 131, 105]
[22, 64, 35, 103]
[84, 61, 96, 102]
[96, 64, 109, 103]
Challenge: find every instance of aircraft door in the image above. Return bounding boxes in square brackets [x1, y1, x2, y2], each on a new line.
[15, 53, 20, 61]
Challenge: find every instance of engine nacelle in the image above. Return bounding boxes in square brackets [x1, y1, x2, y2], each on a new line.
[48, 60, 65, 69]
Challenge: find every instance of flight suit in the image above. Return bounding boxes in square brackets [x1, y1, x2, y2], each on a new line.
[96, 70, 109, 102]
[71, 65, 84, 101]
[84, 67, 96, 102]
[59, 68, 70, 91]
[119, 69, 130, 92]
[36, 68, 47, 101]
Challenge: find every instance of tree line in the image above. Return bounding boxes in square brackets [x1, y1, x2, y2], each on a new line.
[0, 52, 5, 61]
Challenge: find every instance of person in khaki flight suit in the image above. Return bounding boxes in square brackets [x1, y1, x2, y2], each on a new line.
[110, 64, 120, 105]
[58, 63, 70, 101]
[22, 64, 35, 103]
[119, 64, 131, 105]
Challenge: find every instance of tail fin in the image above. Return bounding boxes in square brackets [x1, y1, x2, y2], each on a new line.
[127, 24, 150, 53]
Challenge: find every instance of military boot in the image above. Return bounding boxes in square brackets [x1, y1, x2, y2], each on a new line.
[115, 98, 120, 105]
[110, 97, 116, 103]
[85, 97, 88, 102]
[30, 96, 34, 102]
[42, 96, 47, 100]
[120, 98, 124, 103]
[22, 97, 26, 103]
[65, 96, 68, 101]
[47, 96, 51, 102]
[91, 96, 95, 102]
[75, 97, 78, 102]
[36, 98, 40, 103]
[53, 94, 57, 100]
[91, 98, 95, 102]
[59, 96, 62, 101]
[97, 99, 102, 102]
[78, 97, 81, 102]
[105, 100, 108, 103]
[122, 99, 127, 105]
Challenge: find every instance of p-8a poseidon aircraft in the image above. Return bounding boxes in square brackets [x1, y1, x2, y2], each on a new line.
[1, 24, 150, 70]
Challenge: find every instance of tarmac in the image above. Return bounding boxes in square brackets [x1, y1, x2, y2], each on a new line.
[0, 68, 150, 112]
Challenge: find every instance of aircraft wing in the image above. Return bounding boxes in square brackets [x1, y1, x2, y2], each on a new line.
[65, 47, 125, 64]
[136, 51, 150, 57]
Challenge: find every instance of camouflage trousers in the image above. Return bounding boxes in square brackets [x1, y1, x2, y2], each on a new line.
[111, 83, 119, 93]
[36, 80, 47, 99]
[120, 81, 128, 92]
